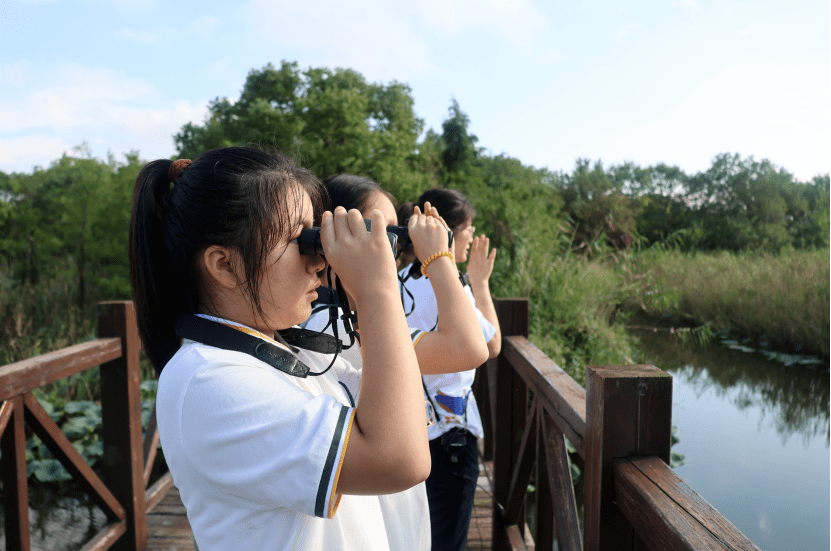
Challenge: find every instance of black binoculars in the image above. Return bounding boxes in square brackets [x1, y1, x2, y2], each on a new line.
[293, 220, 453, 258]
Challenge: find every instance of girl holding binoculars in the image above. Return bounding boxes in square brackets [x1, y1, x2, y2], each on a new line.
[129, 147, 451, 550]
[399, 188, 501, 551]
[302, 173, 490, 550]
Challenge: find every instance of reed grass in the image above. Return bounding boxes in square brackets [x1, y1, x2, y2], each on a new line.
[620, 248, 830, 358]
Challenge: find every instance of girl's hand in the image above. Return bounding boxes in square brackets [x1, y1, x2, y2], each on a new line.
[320, 207, 398, 302]
[421, 201, 456, 260]
[466, 235, 497, 284]
[409, 203, 454, 263]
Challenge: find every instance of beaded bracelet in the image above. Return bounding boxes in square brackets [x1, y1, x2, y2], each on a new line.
[421, 250, 455, 276]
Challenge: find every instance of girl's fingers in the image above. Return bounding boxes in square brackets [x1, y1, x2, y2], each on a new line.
[332, 206, 350, 239]
[345, 208, 366, 236]
[320, 211, 335, 251]
[368, 209, 386, 242]
[488, 248, 497, 262]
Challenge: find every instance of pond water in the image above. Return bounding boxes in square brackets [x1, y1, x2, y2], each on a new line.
[631, 329, 829, 551]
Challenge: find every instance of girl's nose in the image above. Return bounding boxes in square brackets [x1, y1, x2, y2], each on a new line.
[308, 254, 326, 273]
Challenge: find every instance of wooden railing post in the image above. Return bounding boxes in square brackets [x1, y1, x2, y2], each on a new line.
[98, 301, 147, 551]
[491, 298, 529, 551]
[584, 365, 673, 551]
[1, 396, 30, 551]
[472, 357, 494, 461]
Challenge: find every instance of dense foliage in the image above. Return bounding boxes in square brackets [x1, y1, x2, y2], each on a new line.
[2, 61, 828, 379]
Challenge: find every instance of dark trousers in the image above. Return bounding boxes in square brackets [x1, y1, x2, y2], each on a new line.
[425, 429, 480, 551]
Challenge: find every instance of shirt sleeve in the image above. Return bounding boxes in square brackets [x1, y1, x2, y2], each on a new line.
[179, 348, 355, 519]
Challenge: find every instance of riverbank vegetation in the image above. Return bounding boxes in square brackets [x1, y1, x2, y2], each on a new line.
[2, 60, 828, 398]
[619, 248, 830, 358]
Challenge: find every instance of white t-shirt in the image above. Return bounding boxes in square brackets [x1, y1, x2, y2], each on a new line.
[398, 265, 497, 441]
[156, 315, 390, 551]
[303, 306, 431, 551]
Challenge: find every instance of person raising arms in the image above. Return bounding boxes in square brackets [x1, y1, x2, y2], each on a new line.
[398, 187, 501, 551]
[302, 174, 489, 550]
[129, 147, 432, 550]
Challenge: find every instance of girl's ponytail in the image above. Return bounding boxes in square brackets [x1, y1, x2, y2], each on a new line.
[128, 147, 327, 375]
[129, 160, 185, 372]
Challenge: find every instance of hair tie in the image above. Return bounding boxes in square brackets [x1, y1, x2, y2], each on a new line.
[168, 159, 192, 182]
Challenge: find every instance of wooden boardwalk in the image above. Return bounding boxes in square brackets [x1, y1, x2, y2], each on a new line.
[146, 444, 526, 551]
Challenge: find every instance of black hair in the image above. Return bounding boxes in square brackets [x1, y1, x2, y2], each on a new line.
[321, 174, 396, 213]
[396, 201, 415, 227]
[416, 188, 475, 230]
[129, 146, 327, 373]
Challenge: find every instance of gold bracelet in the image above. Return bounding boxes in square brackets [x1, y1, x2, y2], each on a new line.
[421, 250, 455, 276]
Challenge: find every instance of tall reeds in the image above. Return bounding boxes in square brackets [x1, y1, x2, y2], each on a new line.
[620, 248, 830, 358]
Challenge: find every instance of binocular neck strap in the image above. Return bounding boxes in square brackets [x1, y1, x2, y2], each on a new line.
[175, 314, 311, 378]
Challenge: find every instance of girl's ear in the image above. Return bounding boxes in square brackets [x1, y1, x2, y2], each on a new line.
[201, 245, 240, 291]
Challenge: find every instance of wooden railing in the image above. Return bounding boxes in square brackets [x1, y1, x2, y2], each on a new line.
[2, 298, 764, 551]
[472, 298, 763, 551]
[0, 301, 172, 551]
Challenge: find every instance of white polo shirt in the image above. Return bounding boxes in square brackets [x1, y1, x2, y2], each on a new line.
[156, 315, 390, 551]
[303, 306, 431, 551]
[398, 264, 497, 441]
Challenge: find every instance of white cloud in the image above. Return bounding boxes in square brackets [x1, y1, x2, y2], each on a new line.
[0, 135, 69, 168]
[242, 0, 433, 80]
[0, 64, 209, 173]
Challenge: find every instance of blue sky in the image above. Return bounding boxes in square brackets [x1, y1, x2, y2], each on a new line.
[1, 0, 828, 181]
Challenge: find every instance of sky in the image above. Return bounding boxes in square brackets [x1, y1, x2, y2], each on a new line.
[1, 0, 829, 182]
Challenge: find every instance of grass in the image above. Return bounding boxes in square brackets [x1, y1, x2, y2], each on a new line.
[618, 248, 830, 358]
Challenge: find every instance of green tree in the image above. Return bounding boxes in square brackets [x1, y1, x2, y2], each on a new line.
[174, 61, 426, 198]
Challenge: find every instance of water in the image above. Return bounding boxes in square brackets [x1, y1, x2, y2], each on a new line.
[632, 329, 830, 551]
[0, 485, 107, 551]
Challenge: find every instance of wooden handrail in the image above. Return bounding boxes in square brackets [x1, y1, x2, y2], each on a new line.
[0, 301, 162, 551]
[0, 337, 122, 402]
[476, 297, 762, 551]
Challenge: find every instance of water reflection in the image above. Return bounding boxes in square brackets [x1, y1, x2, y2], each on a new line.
[0, 484, 106, 551]
[632, 329, 830, 444]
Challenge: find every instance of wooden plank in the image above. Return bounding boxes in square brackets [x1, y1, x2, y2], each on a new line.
[143, 406, 160, 487]
[502, 337, 587, 458]
[540, 406, 582, 551]
[79, 521, 127, 551]
[99, 301, 147, 551]
[146, 471, 176, 513]
[2, 396, 30, 551]
[504, 398, 538, 524]
[0, 338, 122, 402]
[510, 368, 527, 542]
[491, 298, 530, 551]
[614, 459, 734, 551]
[474, 357, 495, 461]
[0, 399, 13, 438]
[534, 405, 555, 551]
[622, 457, 762, 551]
[23, 392, 126, 520]
[506, 524, 529, 551]
[584, 365, 673, 551]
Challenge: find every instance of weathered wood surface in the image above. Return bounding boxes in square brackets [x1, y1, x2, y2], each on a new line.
[584, 364, 673, 551]
[149, 447, 509, 551]
[99, 301, 147, 551]
[614, 457, 763, 551]
[1, 396, 30, 551]
[147, 487, 196, 551]
[0, 337, 122, 402]
[502, 336, 587, 458]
